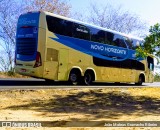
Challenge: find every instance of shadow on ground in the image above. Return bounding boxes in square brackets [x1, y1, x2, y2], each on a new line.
[4, 89, 160, 121]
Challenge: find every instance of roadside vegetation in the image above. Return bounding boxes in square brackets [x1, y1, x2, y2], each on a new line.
[0, 71, 28, 78]
[154, 73, 160, 82]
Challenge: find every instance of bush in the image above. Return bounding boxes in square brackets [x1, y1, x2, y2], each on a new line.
[7, 71, 15, 76]
[154, 73, 160, 82]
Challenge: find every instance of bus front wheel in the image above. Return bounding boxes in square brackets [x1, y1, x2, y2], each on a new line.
[135, 76, 143, 85]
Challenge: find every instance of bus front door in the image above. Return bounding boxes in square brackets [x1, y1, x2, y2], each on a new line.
[58, 49, 69, 81]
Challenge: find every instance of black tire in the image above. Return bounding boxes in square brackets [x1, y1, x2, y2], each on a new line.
[135, 76, 143, 85]
[84, 72, 94, 85]
[68, 70, 81, 85]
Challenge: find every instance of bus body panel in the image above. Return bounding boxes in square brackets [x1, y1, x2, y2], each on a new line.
[58, 49, 69, 80]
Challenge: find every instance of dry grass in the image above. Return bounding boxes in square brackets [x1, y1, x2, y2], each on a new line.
[0, 72, 29, 78]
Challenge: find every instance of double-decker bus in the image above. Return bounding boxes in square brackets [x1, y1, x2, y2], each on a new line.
[15, 11, 154, 85]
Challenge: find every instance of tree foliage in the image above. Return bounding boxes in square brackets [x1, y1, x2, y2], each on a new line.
[24, 0, 71, 17]
[0, 0, 21, 72]
[136, 23, 160, 61]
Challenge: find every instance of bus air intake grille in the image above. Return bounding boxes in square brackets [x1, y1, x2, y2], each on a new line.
[17, 38, 37, 55]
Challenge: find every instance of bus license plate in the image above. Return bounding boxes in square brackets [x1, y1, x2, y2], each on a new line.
[20, 69, 26, 72]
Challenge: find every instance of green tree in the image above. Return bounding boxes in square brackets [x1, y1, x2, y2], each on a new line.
[136, 23, 160, 61]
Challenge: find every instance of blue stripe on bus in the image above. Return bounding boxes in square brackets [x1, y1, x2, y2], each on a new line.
[50, 34, 141, 61]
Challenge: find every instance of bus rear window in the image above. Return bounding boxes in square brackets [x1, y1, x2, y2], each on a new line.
[16, 26, 38, 39]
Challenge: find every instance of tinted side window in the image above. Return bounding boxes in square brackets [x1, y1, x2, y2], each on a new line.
[124, 37, 133, 49]
[106, 32, 114, 45]
[73, 23, 90, 40]
[46, 15, 73, 37]
[62, 20, 73, 37]
[111, 34, 127, 48]
[90, 27, 105, 43]
[121, 59, 132, 69]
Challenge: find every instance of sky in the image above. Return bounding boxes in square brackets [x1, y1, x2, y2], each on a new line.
[69, 0, 160, 26]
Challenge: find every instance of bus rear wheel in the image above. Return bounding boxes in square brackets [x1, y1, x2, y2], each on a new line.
[68, 70, 81, 85]
[84, 71, 94, 85]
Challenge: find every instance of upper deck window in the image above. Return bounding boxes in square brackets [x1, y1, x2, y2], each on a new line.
[73, 23, 90, 40]
[124, 37, 133, 49]
[106, 33, 127, 48]
[90, 27, 105, 43]
[46, 15, 141, 50]
[46, 15, 73, 37]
